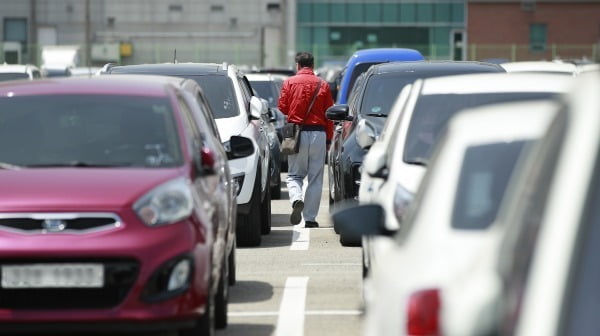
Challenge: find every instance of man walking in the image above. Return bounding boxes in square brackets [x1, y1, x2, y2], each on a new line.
[278, 52, 334, 228]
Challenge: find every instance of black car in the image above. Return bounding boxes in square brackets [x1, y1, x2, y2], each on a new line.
[326, 61, 505, 207]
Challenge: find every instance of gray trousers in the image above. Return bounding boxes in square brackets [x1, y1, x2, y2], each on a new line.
[287, 131, 326, 222]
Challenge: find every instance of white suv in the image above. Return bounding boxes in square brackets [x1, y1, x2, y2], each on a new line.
[107, 63, 272, 246]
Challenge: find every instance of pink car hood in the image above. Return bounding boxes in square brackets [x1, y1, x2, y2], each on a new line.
[0, 168, 185, 212]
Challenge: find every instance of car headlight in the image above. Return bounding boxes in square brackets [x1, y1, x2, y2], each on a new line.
[133, 177, 194, 227]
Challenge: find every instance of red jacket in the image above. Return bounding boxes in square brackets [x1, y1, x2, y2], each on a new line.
[278, 68, 335, 140]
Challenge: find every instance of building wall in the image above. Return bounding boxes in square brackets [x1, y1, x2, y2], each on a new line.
[0, 0, 286, 67]
[296, 0, 467, 64]
[468, 1, 600, 61]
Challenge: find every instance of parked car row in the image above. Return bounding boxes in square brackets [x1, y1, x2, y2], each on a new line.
[0, 60, 289, 335]
[331, 55, 599, 335]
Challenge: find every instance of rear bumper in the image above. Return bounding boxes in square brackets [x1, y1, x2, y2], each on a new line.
[0, 319, 196, 334]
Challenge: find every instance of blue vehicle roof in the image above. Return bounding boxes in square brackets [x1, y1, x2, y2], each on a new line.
[337, 48, 424, 104]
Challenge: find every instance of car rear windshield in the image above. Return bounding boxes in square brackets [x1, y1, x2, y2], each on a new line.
[0, 73, 29, 82]
[0, 95, 183, 168]
[451, 141, 528, 230]
[250, 80, 278, 108]
[187, 75, 239, 119]
[404, 92, 559, 164]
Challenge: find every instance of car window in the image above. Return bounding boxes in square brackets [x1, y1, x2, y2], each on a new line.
[0, 73, 29, 81]
[452, 141, 528, 230]
[360, 74, 418, 116]
[404, 92, 560, 164]
[177, 95, 202, 149]
[0, 95, 183, 168]
[195, 92, 221, 139]
[497, 108, 567, 336]
[562, 150, 600, 335]
[187, 75, 239, 119]
[237, 76, 253, 113]
[250, 80, 278, 108]
[346, 62, 378, 101]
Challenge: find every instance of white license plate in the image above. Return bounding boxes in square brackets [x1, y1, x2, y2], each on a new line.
[1, 263, 104, 288]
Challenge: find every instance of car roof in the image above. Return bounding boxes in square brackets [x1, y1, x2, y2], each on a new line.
[346, 48, 424, 66]
[245, 73, 275, 81]
[109, 63, 227, 76]
[0, 75, 179, 97]
[372, 60, 504, 75]
[501, 61, 577, 75]
[421, 73, 573, 95]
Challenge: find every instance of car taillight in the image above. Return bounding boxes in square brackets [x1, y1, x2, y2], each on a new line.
[407, 288, 441, 336]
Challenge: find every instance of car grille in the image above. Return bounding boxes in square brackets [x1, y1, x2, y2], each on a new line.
[0, 258, 139, 309]
[0, 213, 121, 234]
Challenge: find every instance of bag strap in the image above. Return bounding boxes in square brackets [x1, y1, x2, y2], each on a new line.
[299, 79, 322, 126]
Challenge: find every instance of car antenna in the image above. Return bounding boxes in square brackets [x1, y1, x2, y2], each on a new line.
[173, 49, 178, 64]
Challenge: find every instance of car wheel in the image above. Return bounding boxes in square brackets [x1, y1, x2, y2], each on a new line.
[236, 171, 262, 247]
[228, 241, 236, 286]
[179, 281, 215, 336]
[261, 182, 272, 235]
[215, 257, 229, 329]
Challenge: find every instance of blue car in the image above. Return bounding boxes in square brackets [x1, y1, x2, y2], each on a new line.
[336, 48, 424, 104]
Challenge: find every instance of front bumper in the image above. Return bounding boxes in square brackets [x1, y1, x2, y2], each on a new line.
[0, 210, 211, 324]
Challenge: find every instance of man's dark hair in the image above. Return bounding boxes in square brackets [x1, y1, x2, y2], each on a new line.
[295, 52, 314, 68]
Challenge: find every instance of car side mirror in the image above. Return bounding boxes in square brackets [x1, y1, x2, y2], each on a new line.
[332, 204, 389, 240]
[326, 104, 353, 121]
[365, 145, 388, 179]
[258, 98, 270, 115]
[249, 96, 263, 120]
[356, 119, 377, 149]
[225, 136, 254, 160]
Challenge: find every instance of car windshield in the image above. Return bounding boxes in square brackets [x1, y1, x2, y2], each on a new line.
[250, 80, 278, 108]
[360, 75, 417, 116]
[0, 95, 183, 168]
[403, 92, 559, 163]
[0, 73, 29, 82]
[451, 141, 528, 230]
[188, 75, 239, 119]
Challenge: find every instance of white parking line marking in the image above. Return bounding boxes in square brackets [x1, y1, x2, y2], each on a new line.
[275, 277, 309, 336]
[290, 225, 310, 250]
[228, 310, 362, 317]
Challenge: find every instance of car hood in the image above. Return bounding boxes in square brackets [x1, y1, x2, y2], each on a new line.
[215, 115, 247, 143]
[0, 168, 184, 211]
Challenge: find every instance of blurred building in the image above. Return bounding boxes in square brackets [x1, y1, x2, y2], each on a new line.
[0, 0, 598, 68]
[0, 0, 286, 67]
[468, 0, 600, 62]
[293, 0, 467, 64]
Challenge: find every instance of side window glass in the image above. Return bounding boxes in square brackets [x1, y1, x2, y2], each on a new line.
[237, 77, 251, 112]
[196, 93, 220, 139]
[177, 96, 202, 149]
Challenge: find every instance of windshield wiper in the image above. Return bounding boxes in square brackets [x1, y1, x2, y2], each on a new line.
[26, 161, 132, 168]
[365, 113, 388, 117]
[0, 162, 22, 170]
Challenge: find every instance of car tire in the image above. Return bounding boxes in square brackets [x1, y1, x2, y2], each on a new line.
[261, 182, 272, 235]
[215, 258, 229, 329]
[236, 170, 262, 247]
[228, 241, 236, 286]
[179, 281, 215, 336]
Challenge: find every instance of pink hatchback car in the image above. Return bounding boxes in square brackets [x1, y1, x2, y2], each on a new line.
[0, 76, 251, 335]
